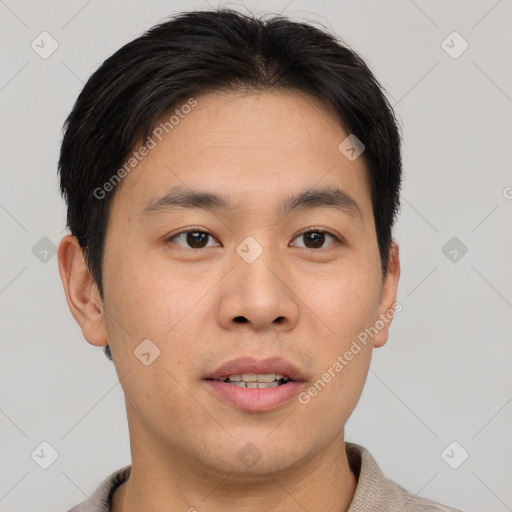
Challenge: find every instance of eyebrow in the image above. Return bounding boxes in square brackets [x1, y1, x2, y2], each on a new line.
[139, 184, 363, 220]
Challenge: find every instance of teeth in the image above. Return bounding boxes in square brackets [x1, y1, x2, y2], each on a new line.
[211, 372, 292, 388]
[232, 381, 282, 389]
[220, 373, 291, 389]
[257, 373, 279, 382]
[256, 382, 279, 388]
[225, 373, 287, 383]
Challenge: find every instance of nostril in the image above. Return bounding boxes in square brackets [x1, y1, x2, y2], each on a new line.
[234, 316, 248, 323]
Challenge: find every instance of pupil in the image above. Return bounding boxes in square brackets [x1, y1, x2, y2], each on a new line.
[187, 231, 207, 248]
[305, 231, 324, 248]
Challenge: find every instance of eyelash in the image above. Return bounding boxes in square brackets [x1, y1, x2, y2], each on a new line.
[165, 228, 342, 251]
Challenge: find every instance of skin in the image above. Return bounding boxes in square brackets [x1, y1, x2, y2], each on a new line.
[58, 90, 400, 512]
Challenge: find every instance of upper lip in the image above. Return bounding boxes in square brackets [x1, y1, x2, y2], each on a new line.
[205, 356, 307, 382]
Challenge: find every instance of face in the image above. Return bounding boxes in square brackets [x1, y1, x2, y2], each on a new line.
[61, 90, 399, 477]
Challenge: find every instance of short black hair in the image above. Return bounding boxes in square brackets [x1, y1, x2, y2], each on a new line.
[58, 8, 402, 362]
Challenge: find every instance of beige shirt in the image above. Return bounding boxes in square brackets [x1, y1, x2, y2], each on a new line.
[66, 442, 463, 511]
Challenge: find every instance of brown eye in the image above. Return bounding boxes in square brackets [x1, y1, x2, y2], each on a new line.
[291, 230, 339, 250]
[167, 230, 219, 249]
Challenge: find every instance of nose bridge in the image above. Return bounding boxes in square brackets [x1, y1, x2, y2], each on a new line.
[234, 233, 282, 292]
[220, 232, 298, 330]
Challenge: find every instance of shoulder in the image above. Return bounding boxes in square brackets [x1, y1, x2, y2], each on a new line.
[346, 442, 463, 512]
[65, 465, 131, 512]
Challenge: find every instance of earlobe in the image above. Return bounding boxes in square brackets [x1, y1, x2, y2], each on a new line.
[373, 240, 401, 349]
[57, 234, 108, 348]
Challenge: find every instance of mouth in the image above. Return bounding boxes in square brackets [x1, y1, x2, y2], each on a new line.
[203, 357, 306, 412]
[204, 356, 306, 383]
[206, 373, 295, 389]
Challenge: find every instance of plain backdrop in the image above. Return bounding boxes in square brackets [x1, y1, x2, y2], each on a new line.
[1, 1, 511, 511]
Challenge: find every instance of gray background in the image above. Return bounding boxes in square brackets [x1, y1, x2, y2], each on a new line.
[1, 0, 511, 511]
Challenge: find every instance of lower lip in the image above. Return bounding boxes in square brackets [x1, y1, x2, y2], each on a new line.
[204, 380, 305, 412]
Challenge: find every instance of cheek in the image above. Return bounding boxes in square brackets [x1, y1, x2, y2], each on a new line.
[101, 244, 217, 385]
[297, 271, 378, 423]
[297, 260, 380, 407]
[299, 347, 372, 438]
[305, 262, 381, 341]
[101, 252, 203, 425]
[103, 243, 177, 334]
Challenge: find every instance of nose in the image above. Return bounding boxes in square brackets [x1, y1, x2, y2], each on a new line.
[217, 244, 300, 332]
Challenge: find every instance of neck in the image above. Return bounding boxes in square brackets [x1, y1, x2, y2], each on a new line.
[112, 431, 357, 512]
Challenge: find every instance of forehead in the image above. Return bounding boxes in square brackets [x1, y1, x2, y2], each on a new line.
[165, 90, 346, 149]
[111, 90, 372, 218]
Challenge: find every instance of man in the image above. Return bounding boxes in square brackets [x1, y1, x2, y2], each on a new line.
[58, 8, 462, 511]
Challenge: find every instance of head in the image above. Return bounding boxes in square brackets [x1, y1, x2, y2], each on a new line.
[58, 8, 401, 476]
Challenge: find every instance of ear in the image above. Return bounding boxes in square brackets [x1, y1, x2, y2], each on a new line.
[57, 234, 108, 348]
[373, 240, 400, 349]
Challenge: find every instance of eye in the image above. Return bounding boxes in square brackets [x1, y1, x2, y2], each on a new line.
[166, 229, 220, 249]
[165, 228, 341, 251]
[290, 229, 340, 250]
